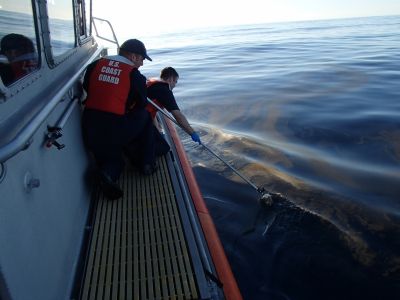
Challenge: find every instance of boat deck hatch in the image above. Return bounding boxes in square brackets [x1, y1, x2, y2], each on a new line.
[79, 156, 202, 299]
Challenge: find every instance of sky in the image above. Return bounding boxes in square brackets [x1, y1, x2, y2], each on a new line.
[93, 0, 400, 40]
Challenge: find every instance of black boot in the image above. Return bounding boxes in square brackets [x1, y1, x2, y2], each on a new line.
[98, 171, 123, 200]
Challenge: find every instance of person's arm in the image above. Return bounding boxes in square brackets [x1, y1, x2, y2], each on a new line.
[129, 70, 147, 109]
[171, 110, 201, 144]
[153, 83, 201, 143]
[170, 110, 194, 134]
[82, 60, 97, 92]
[154, 87, 191, 132]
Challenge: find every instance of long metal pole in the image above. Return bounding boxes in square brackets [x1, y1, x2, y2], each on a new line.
[200, 143, 260, 191]
[147, 98, 284, 202]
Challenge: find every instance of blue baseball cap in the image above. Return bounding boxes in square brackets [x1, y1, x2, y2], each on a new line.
[120, 39, 152, 61]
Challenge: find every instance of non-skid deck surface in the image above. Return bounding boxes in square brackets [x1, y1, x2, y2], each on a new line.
[80, 156, 199, 300]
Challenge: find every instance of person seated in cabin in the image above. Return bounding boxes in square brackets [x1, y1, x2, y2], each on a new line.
[146, 67, 201, 156]
[0, 33, 38, 86]
[0, 54, 13, 86]
[82, 39, 156, 200]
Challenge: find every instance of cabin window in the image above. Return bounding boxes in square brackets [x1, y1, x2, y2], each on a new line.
[85, 0, 92, 36]
[0, 1, 39, 86]
[77, 0, 92, 39]
[77, 0, 86, 38]
[47, 0, 75, 56]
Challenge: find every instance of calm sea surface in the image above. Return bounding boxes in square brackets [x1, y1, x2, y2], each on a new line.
[140, 16, 400, 300]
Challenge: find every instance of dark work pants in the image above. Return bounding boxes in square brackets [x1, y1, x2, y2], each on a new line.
[82, 108, 155, 181]
[123, 125, 170, 167]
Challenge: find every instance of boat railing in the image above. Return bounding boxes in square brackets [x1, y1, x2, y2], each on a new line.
[0, 47, 103, 163]
[92, 17, 120, 49]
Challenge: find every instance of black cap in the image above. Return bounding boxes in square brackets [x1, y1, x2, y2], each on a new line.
[120, 39, 152, 61]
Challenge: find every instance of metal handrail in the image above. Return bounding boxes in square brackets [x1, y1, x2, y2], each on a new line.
[92, 17, 120, 49]
[0, 47, 103, 163]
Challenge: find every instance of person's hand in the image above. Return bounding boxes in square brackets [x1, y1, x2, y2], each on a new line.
[190, 132, 201, 144]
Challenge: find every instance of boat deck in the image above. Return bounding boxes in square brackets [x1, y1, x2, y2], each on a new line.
[78, 154, 215, 300]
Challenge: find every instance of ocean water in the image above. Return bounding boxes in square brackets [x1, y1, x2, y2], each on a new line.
[138, 15, 400, 300]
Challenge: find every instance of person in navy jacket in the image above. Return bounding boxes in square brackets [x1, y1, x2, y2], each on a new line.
[82, 39, 156, 200]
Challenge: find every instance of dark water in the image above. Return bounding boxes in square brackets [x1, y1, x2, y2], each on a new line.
[139, 15, 400, 299]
